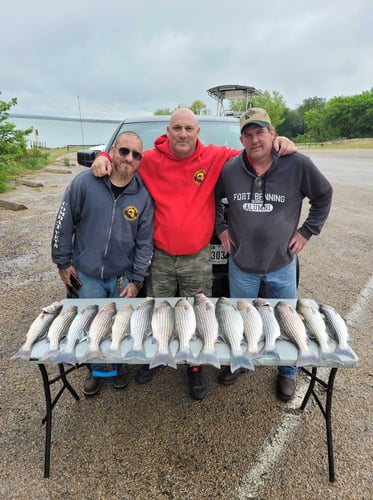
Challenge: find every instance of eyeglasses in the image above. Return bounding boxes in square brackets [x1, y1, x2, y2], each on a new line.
[115, 146, 143, 161]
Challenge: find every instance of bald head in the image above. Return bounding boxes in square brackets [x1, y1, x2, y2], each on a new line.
[167, 108, 200, 158]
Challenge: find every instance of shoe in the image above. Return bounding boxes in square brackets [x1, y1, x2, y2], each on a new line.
[187, 366, 207, 401]
[112, 365, 130, 390]
[83, 375, 102, 396]
[277, 376, 296, 402]
[218, 366, 249, 385]
[135, 365, 162, 384]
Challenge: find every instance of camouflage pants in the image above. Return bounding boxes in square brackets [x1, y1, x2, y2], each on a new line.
[147, 245, 212, 297]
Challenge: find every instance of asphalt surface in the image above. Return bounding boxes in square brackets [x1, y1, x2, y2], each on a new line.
[0, 150, 372, 499]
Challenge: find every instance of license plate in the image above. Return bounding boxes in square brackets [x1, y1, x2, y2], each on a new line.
[210, 244, 228, 265]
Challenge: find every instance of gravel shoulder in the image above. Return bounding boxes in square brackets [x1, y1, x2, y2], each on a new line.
[0, 151, 372, 499]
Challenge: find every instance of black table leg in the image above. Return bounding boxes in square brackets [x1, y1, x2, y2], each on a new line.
[300, 367, 338, 482]
[38, 363, 80, 478]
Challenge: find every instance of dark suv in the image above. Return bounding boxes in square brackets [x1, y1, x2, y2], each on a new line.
[78, 115, 242, 297]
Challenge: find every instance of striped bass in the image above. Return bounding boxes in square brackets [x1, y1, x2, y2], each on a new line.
[193, 293, 220, 369]
[216, 297, 254, 373]
[236, 299, 264, 357]
[275, 301, 318, 367]
[319, 304, 355, 359]
[296, 299, 341, 364]
[105, 303, 133, 360]
[40, 305, 78, 361]
[124, 298, 154, 362]
[174, 298, 197, 364]
[11, 302, 63, 361]
[53, 304, 98, 364]
[253, 298, 281, 362]
[149, 300, 176, 369]
[80, 302, 117, 363]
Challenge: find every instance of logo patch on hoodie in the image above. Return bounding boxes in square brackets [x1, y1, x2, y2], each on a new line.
[193, 169, 206, 185]
[123, 206, 138, 221]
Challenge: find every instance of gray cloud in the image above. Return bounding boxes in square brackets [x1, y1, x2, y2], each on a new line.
[1, 0, 372, 119]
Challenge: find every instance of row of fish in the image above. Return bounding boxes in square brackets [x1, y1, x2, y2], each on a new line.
[11, 294, 356, 372]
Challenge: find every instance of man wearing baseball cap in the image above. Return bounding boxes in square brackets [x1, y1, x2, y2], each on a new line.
[215, 108, 333, 401]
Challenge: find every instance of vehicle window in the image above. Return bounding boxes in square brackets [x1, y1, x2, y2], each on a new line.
[115, 120, 242, 151]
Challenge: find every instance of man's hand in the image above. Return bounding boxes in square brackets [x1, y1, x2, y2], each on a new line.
[91, 155, 112, 177]
[289, 231, 308, 254]
[120, 282, 140, 298]
[218, 228, 235, 254]
[273, 136, 297, 156]
[58, 266, 79, 286]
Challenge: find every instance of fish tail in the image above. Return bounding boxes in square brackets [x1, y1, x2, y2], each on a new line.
[123, 349, 147, 363]
[296, 351, 319, 367]
[334, 345, 356, 360]
[105, 348, 123, 361]
[320, 351, 344, 365]
[53, 351, 76, 365]
[80, 348, 105, 364]
[150, 352, 177, 370]
[257, 349, 280, 362]
[40, 349, 59, 362]
[174, 348, 196, 364]
[196, 350, 221, 369]
[10, 348, 32, 361]
[230, 355, 255, 373]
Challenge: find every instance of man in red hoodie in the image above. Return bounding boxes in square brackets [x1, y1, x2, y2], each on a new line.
[91, 108, 296, 400]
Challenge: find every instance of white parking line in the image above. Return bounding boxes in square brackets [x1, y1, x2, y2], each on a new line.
[237, 276, 373, 499]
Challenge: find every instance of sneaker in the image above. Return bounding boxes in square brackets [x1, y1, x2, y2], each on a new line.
[112, 365, 130, 390]
[187, 366, 207, 401]
[277, 375, 296, 402]
[135, 365, 162, 384]
[83, 375, 102, 396]
[218, 366, 249, 386]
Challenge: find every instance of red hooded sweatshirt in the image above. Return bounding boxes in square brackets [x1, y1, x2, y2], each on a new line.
[139, 135, 238, 255]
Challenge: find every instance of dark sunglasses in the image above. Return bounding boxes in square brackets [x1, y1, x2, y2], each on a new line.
[115, 146, 143, 161]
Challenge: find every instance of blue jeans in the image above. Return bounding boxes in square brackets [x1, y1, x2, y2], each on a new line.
[77, 271, 129, 376]
[229, 257, 297, 379]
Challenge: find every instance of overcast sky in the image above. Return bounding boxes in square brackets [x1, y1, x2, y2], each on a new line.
[1, 0, 372, 120]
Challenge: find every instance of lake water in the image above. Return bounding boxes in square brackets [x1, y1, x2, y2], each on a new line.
[9, 114, 122, 148]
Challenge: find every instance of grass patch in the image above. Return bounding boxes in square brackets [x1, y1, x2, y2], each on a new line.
[297, 138, 373, 150]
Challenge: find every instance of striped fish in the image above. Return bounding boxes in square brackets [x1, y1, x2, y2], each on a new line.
[253, 298, 281, 362]
[105, 303, 133, 360]
[216, 297, 254, 373]
[275, 301, 318, 367]
[54, 304, 99, 365]
[296, 299, 341, 364]
[174, 298, 197, 364]
[11, 302, 63, 361]
[149, 300, 176, 369]
[236, 299, 264, 357]
[123, 298, 154, 362]
[193, 293, 220, 369]
[40, 305, 78, 361]
[319, 304, 355, 359]
[80, 302, 117, 363]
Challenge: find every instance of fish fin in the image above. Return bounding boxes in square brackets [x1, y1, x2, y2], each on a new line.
[80, 348, 105, 363]
[53, 351, 76, 365]
[319, 351, 345, 366]
[256, 349, 281, 363]
[123, 349, 147, 363]
[104, 348, 123, 362]
[196, 350, 221, 369]
[296, 351, 319, 367]
[150, 352, 177, 370]
[230, 355, 255, 373]
[334, 345, 356, 360]
[10, 347, 32, 361]
[40, 349, 59, 362]
[174, 349, 196, 364]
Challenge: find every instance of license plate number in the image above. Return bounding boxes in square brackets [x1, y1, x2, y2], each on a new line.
[210, 244, 228, 264]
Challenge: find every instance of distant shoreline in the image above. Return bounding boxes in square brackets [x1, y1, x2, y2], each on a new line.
[9, 113, 120, 124]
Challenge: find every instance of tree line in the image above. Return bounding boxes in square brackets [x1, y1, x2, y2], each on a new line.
[155, 88, 373, 143]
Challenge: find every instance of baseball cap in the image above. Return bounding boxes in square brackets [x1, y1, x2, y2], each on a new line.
[240, 108, 272, 132]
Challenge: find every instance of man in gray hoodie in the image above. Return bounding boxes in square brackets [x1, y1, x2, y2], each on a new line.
[215, 108, 332, 401]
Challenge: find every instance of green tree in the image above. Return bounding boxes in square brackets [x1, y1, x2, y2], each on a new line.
[229, 90, 287, 129]
[189, 100, 207, 115]
[0, 93, 48, 192]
